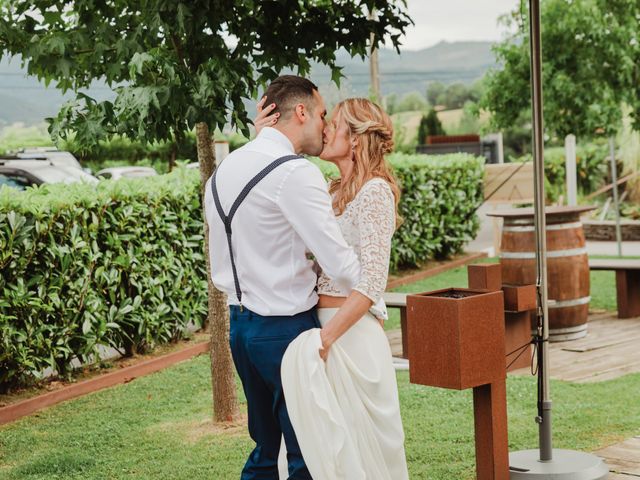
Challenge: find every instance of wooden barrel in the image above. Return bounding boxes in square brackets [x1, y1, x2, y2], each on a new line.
[495, 207, 592, 341]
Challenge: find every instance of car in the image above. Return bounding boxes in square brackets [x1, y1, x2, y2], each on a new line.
[0, 159, 99, 191]
[13, 147, 83, 170]
[95, 166, 158, 180]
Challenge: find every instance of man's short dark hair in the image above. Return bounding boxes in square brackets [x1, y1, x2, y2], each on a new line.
[263, 75, 319, 121]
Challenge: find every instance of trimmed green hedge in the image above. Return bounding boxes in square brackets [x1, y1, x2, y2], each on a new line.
[0, 170, 207, 392]
[0, 153, 483, 391]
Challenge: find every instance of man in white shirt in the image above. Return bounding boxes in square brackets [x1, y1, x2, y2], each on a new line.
[204, 76, 361, 479]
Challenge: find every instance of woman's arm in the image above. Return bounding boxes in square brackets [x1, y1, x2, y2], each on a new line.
[320, 291, 373, 360]
[319, 180, 396, 360]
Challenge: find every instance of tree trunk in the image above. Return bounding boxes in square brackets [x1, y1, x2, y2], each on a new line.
[169, 142, 177, 172]
[195, 122, 240, 423]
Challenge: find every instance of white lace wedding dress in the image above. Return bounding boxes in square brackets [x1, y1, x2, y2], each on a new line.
[280, 178, 409, 480]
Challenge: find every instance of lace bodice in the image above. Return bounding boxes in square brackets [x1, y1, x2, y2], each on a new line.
[317, 178, 395, 320]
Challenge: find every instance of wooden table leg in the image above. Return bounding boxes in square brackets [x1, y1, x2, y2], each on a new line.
[400, 306, 409, 359]
[473, 379, 510, 480]
[617, 270, 640, 319]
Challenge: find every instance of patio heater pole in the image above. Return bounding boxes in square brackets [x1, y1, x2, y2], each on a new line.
[508, 1, 609, 477]
[528, 0, 552, 461]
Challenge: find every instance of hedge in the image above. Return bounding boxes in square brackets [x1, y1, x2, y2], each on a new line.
[0, 170, 208, 392]
[0, 153, 483, 391]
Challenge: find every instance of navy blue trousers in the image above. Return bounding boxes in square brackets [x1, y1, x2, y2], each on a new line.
[229, 305, 318, 480]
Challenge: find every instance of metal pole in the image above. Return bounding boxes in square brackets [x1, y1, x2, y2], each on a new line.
[528, 0, 553, 461]
[609, 136, 623, 256]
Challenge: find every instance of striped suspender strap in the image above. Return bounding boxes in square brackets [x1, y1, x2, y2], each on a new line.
[210, 154, 302, 308]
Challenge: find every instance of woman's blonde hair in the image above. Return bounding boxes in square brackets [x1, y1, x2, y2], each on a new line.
[328, 98, 402, 228]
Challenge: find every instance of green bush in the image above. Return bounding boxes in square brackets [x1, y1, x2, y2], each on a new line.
[514, 143, 609, 201]
[0, 169, 207, 392]
[0, 153, 483, 391]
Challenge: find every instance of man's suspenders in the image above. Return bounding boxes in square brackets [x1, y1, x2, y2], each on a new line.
[210, 154, 302, 310]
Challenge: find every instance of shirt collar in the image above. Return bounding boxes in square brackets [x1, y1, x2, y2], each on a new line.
[257, 127, 296, 154]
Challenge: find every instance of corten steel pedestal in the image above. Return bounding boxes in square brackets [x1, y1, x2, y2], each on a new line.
[487, 206, 596, 342]
[468, 264, 536, 372]
[407, 288, 509, 479]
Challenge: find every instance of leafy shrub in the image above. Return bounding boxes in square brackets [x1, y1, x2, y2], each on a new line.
[0, 153, 483, 390]
[417, 110, 446, 145]
[0, 169, 207, 391]
[514, 143, 609, 201]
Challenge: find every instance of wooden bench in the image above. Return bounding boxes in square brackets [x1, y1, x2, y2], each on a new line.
[383, 292, 409, 358]
[589, 259, 640, 319]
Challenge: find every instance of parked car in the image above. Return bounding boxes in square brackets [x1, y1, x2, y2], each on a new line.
[13, 147, 83, 170]
[95, 166, 158, 180]
[0, 159, 98, 191]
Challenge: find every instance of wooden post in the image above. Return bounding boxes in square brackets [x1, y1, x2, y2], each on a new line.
[400, 307, 408, 359]
[473, 379, 510, 480]
[617, 270, 640, 319]
[565, 134, 577, 206]
[368, 9, 381, 102]
[214, 140, 229, 167]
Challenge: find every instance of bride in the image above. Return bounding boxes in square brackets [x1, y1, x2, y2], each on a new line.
[256, 97, 409, 480]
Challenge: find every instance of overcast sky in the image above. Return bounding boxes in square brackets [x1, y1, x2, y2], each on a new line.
[398, 0, 521, 50]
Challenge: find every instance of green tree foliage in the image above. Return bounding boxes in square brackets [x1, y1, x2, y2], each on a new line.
[394, 91, 429, 113]
[0, 1, 411, 145]
[426, 81, 446, 106]
[417, 109, 445, 144]
[480, 0, 640, 138]
[427, 80, 483, 110]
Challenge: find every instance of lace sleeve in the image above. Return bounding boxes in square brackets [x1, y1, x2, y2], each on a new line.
[353, 180, 395, 303]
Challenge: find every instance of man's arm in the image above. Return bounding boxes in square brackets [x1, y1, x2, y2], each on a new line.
[276, 161, 360, 290]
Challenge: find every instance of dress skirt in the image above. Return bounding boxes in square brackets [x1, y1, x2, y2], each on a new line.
[280, 308, 409, 480]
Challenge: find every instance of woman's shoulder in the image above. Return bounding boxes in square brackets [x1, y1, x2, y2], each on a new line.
[357, 177, 394, 199]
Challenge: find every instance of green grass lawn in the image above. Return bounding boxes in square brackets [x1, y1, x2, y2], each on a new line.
[2, 354, 640, 480]
[384, 256, 624, 331]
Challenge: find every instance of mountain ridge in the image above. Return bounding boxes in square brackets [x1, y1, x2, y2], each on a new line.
[0, 40, 496, 127]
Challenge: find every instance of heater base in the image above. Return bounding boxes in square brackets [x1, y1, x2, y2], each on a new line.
[509, 449, 608, 479]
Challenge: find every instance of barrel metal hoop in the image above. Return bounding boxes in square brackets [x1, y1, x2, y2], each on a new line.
[547, 296, 591, 309]
[500, 247, 588, 259]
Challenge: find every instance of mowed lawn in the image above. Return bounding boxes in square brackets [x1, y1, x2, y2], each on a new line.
[2, 255, 636, 479]
[2, 353, 640, 480]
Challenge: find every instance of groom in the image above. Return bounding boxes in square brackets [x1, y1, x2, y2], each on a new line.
[205, 75, 361, 479]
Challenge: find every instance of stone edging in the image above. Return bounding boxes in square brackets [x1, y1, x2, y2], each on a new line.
[583, 220, 640, 241]
[0, 341, 210, 426]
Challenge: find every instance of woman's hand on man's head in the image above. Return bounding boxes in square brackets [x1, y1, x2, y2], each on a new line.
[254, 96, 279, 134]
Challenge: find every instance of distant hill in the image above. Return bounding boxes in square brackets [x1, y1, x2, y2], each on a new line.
[0, 41, 496, 127]
[311, 40, 496, 97]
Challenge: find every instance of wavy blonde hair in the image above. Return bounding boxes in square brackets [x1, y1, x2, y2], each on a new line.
[328, 98, 402, 228]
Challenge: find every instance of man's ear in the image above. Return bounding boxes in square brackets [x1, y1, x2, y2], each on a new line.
[293, 103, 306, 123]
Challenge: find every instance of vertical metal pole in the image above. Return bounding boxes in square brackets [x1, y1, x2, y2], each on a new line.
[528, 0, 553, 461]
[609, 137, 623, 256]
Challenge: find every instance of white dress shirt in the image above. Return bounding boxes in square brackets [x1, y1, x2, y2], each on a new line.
[204, 127, 361, 316]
